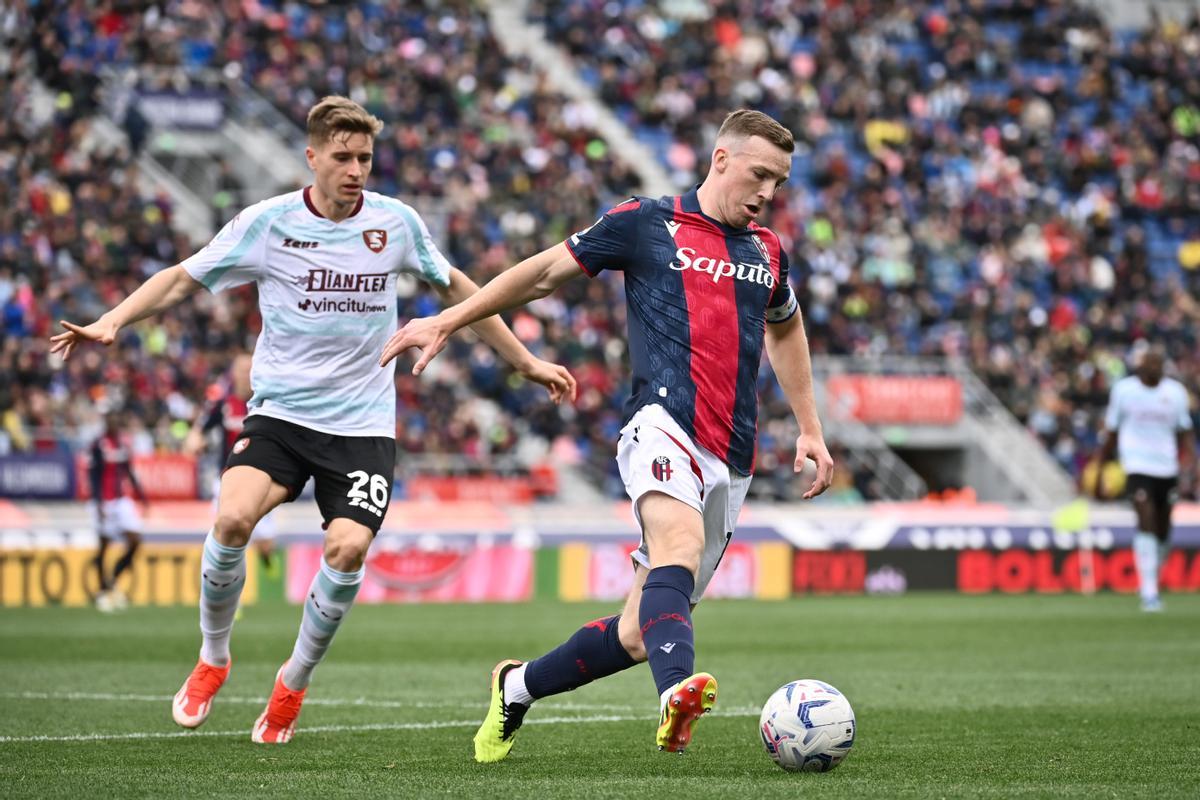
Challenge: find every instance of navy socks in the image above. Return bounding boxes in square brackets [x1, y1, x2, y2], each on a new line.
[639, 565, 696, 695]
[523, 614, 637, 699]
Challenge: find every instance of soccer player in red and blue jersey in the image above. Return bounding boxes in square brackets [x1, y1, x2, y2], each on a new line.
[382, 110, 834, 760]
[89, 409, 148, 612]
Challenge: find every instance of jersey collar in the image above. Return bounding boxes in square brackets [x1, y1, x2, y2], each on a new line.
[303, 186, 364, 220]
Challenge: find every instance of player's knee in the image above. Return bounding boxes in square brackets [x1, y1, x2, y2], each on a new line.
[323, 537, 370, 572]
[618, 616, 647, 662]
[213, 510, 257, 546]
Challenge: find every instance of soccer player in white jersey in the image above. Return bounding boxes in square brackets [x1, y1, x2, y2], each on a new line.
[1095, 347, 1194, 611]
[49, 96, 576, 743]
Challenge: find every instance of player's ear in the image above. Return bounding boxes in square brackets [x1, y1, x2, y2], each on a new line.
[712, 146, 728, 174]
[305, 145, 316, 170]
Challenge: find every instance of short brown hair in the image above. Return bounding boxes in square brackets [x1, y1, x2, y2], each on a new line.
[715, 110, 794, 153]
[307, 96, 384, 146]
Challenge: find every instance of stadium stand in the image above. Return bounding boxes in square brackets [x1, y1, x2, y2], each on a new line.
[6, 1, 644, 498]
[533, 0, 1200, 494]
[4, 0, 1199, 502]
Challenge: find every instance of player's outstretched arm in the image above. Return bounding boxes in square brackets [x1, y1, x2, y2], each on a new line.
[432, 266, 577, 404]
[765, 310, 834, 499]
[379, 242, 580, 375]
[50, 266, 202, 360]
[182, 411, 211, 457]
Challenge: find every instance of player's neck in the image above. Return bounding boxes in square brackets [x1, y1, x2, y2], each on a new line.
[695, 182, 735, 228]
[308, 184, 358, 222]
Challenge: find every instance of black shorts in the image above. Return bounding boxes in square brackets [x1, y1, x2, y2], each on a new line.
[1125, 474, 1178, 508]
[225, 415, 396, 533]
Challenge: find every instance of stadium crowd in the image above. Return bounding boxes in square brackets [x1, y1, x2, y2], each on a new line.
[5, 0, 645, 496]
[536, 0, 1200, 486]
[4, 0, 1200, 501]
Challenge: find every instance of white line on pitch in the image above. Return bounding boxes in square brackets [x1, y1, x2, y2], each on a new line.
[0, 690, 665, 712]
[0, 709, 759, 744]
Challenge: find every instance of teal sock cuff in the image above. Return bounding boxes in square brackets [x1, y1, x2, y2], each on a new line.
[319, 557, 364, 586]
[204, 531, 247, 567]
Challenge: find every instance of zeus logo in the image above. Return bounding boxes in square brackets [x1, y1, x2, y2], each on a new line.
[671, 247, 775, 288]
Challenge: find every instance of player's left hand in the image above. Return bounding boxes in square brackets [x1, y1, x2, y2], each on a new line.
[379, 316, 450, 374]
[795, 431, 834, 499]
[519, 358, 577, 404]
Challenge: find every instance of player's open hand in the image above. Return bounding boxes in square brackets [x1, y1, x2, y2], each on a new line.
[379, 316, 450, 374]
[795, 431, 834, 499]
[49, 317, 119, 360]
[519, 358, 578, 404]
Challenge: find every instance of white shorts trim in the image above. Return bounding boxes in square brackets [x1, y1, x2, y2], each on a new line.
[92, 497, 142, 538]
[616, 404, 752, 603]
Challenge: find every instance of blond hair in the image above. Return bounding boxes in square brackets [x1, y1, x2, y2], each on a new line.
[715, 110, 794, 153]
[307, 96, 384, 146]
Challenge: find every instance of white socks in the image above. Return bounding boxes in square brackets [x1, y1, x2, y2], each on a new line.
[1133, 532, 1161, 602]
[283, 558, 363, 690]
[198, 530, 247, 667]
[504, 663, 534, 706]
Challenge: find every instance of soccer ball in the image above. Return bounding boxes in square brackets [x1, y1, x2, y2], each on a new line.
[759, 679, 856, 772]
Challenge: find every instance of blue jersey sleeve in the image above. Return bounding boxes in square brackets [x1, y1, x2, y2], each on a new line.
[765, 249, 799, 323]
[565, 198, 642, 276]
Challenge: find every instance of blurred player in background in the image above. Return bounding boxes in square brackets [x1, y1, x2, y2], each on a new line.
[50, 95, 575, 744]
[89, 409, 148, 613]
[184, 352, 280, 580]
[382, 110, 834, 759]
[1095, 347, 1194, 612]
[89, 410, 149, 618]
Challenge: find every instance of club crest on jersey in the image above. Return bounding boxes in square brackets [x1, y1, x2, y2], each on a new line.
[233, 438, 250, 455]
[651, 456, 673, 482]
[751, 233, 770, 262]
[362, 229, 387, 253]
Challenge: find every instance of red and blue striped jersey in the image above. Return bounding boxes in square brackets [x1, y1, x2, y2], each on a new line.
[200, 389, 250, 464]
[565, 188, 799, 475]
[89, 432, 139, 502]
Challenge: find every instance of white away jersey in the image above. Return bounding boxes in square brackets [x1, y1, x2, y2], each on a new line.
[181, 187, 451, 438]
[1104, 375, 1192, 478]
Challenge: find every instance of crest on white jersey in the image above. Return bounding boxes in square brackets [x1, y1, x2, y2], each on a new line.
[362, 229, 387, 253]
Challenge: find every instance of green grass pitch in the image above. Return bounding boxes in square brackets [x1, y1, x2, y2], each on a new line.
[1, 594, 1198, 798]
